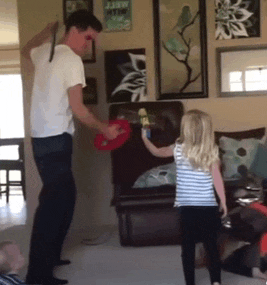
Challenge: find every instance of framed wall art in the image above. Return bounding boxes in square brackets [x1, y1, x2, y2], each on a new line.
[105, 48, 147, 103]
[153, 0, 208, 100]
[63, 0, 93, 22]
[83, 77, 98, 104]
[63, 0, 96, 63]
[103, 0, 132, 32]
[215, 0, 260, 40]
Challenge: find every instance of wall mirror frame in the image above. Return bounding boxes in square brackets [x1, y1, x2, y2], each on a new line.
[217, 45, 267, 98]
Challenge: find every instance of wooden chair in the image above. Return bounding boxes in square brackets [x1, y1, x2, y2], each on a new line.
[0, 138, 26, 203]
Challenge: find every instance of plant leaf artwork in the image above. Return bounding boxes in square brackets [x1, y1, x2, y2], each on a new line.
[215, 0, 260, 40]
[161, 5, 200, 93]
[154, 0, 208, 99]
[176, 6, 192, 31]
[105, 49, 147, 103]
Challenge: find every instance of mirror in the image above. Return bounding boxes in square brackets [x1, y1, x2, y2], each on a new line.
[217, 45, 267, 97]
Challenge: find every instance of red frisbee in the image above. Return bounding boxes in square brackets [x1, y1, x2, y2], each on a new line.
[94, 119, 131, 150]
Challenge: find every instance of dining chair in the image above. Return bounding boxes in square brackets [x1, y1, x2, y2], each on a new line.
[0, 138, 26, 203]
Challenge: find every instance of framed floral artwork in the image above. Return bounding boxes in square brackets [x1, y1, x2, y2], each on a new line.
[153, 0, 208, 100]
[63, 0, 96, 63]
[104, 48, 147, 103]
[215, 0, 260, 40]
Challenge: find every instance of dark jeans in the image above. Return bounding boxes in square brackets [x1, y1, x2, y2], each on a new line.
[180, 206, 221, 285]
[26, 133, 76, 279]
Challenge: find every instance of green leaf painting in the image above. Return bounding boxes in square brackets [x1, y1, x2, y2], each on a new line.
[176, 6, 192, 30]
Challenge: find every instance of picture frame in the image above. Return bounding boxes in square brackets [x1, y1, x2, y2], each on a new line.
[102, 0, 132, 32]
[83, 77, 98, 104]
[63, 0, 96, 63]
[104, 48, 147, 103]
[153, 0, 208, 100]
[215, 0, 260, 40]
[63, 0, 93, 22]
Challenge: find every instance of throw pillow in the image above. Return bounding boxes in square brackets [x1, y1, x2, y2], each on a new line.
[133, 162, 176, 188]
[250, 143, 267, 178]
[219, 136, 265, 179]
[215, 128, 266, 145]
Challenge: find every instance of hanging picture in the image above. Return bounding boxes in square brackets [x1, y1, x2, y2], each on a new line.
[153, 0, 208, 100]
[83, 77, 97, 104]
[105, 48, 147, 103]
[215, 0, 260, 40]
[103, 0, 132, 32]
[63, 0, 93, 22]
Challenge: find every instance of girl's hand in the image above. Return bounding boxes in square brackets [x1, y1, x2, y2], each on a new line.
[219, 202, 228, 218]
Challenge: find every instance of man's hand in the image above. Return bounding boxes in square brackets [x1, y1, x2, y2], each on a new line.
[102, 124, 122, 140]
[21, 21, 59, 61]
[46, 21, 59, 32]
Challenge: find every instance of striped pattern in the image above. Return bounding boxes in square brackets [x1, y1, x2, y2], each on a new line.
[0, 275, 24, 284]
[173, 144, 218, 207]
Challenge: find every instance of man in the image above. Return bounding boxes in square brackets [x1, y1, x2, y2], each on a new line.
[21, 10, 120, 284]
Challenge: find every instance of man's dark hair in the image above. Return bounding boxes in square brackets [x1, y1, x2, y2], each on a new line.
[65, 9, 103, 33]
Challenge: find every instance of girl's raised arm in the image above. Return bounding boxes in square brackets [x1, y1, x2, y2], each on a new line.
[141, 128, 174, 158]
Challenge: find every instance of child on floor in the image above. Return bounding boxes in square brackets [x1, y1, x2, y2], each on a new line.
[141, 109, 227, 285]
[0, 241, 25, 284]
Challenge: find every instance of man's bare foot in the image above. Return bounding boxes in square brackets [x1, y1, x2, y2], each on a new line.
[212, 282, 220, 285]
[252, 267, 267, 279]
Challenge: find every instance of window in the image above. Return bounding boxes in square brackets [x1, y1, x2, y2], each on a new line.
[229, 68, 267, 93]
[229, 71, 243, 92]
[0, 74, 24, 139]
[245, 68, 267, 91]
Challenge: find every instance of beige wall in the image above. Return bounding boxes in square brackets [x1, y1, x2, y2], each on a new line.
[0, 49, 20, 74]
[17, 0, 267, 232]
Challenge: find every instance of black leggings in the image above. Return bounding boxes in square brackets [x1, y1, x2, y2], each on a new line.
[180, 206, 221, 285]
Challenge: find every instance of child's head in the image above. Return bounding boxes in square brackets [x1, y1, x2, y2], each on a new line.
[0, 241, 25, 275]
[180, 109, 213, 145]
[179, 109, 218, 171]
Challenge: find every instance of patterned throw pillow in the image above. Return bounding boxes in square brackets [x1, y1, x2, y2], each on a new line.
[250, 143, 267, 178]
[133, 162, 176, 188]
[219, 136, 265, 179]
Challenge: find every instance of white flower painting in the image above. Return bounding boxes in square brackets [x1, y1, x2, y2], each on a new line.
[105, 49, 147, 103]
[215, 0, 260, 40]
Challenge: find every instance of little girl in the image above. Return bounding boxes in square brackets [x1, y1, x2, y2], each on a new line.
[141, 109, 227, 285]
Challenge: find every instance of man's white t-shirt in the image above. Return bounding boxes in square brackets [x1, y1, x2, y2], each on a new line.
[30, 43, 86, 138]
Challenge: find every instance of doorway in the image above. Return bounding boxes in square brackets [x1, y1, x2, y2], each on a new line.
[0, 74, 26, 228]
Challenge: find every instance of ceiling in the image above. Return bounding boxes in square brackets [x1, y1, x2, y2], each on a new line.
[0, 0, 19, 49]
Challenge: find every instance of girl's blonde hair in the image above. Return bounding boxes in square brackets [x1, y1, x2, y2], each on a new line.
[178, 109, 219, 171]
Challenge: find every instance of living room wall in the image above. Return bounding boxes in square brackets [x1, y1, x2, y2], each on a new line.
[17, 0, 267, 233]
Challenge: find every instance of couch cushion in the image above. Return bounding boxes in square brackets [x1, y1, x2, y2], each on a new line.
[215, 128, 266, 179]
[219, 136, 265, 178]
[110, 101, 183, 186]
[250, 143, 267, 178]
[133, 162, 176, 188]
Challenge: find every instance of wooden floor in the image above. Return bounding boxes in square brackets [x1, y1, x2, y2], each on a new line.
[0, 188, 26, 230]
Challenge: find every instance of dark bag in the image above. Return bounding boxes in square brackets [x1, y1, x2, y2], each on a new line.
[227, 206, 267, 243]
